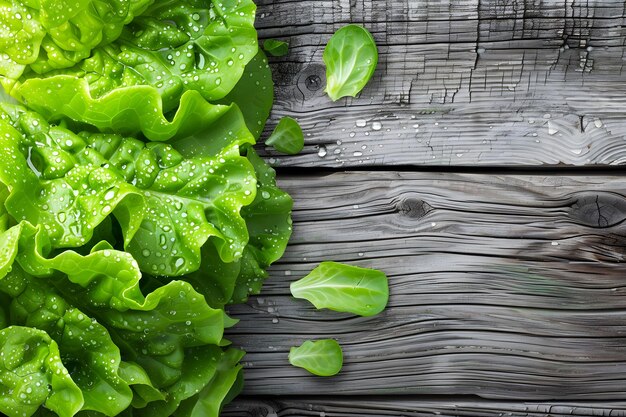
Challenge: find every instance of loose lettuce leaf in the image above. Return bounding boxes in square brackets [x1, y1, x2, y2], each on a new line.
[265, 117, 304, 155]
[0, 103, 257, 276]
[324, 24, 378, 101]
[290, 261, 389, 317]
[288, 339, 343, 377]
[12, 0, 258, 141]
[263, 39, 289, 57]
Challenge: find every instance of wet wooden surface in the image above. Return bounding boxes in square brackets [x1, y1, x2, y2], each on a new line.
[256, 0, 626, 167]
[227, 173, 626, 399]
[226, 0, 626, 415]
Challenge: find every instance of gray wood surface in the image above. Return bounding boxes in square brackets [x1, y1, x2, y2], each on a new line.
[255, 0, 626, 167]
[224, 397, 626, 416]
[233, 0, 626, 413]
[225, 172, 626, 400]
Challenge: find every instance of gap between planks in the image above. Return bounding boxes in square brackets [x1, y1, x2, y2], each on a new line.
[224, 396, 626, 417]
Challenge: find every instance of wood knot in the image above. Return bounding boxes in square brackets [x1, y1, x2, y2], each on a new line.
[569, 192, 626, 228]
[296, 64, 326, 100]
[397, 198, 433, 219]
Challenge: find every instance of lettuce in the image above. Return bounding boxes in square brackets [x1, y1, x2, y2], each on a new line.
[0, 0, 292, 415]
[0, 326, 82, 417]
[0, 220, 239, 416]
[0, 102, 261, 276]
[0, 0, 155, 85]
[9, 0, 258, 141]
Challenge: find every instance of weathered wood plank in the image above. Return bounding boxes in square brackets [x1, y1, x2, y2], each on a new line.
[225, 172, 626, 399]
[224, 397, 626, 417]
[255, 0, 626, 167]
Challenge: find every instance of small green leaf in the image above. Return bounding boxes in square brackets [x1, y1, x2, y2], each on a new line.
[289, 339, 343, 377]
[324, 24, 378, 101]
[265, 117, 304, 155]
[263, 39, 289, 57]
[290, 261, 389, 316]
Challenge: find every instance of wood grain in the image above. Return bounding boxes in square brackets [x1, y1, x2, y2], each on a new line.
[224, 397, 626, 417]
[255, 0, 626, 167]
[225, 172, 626, 400]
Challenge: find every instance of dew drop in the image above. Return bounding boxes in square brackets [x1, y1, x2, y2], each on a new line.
[547, 121, 558, 135]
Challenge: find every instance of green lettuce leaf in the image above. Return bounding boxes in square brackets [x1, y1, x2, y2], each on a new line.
[216, 51, 274, 139]
[0, 103, 257, 276]
[0, 326, 83, 417]
[0, 2, 297, 415]
[0, 0, 155, 88]
[12, 221, 227, 383]
[171, 347, 244, 417]
[170, 146, 292, 308]
[118, 362, 165, 409]
[231, 146, 293, 303]
[11, 0, 258, 141]
[0, 220, 237, 416]
[149, 150, 292, 310]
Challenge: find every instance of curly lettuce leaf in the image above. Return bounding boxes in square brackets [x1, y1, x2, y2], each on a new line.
[0, 0, 155, 86]
[172, 348, 244, 417]
[162, 145, 292, 308]
[118, 362, 165, 409]
[0, 221, 236, 415]
[0, 326, 82, 417]
[0, 103, 257, 276]
[12, 0, 258, 141]
[12, 222, 228, 385]
[133, 346, 241, 417]
[231, 147, 293, 303]
[216, 51, 274, 139]
[0, 264, 133, 416]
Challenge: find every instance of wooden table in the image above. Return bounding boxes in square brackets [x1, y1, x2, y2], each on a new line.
[224, 1, 626, 415]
